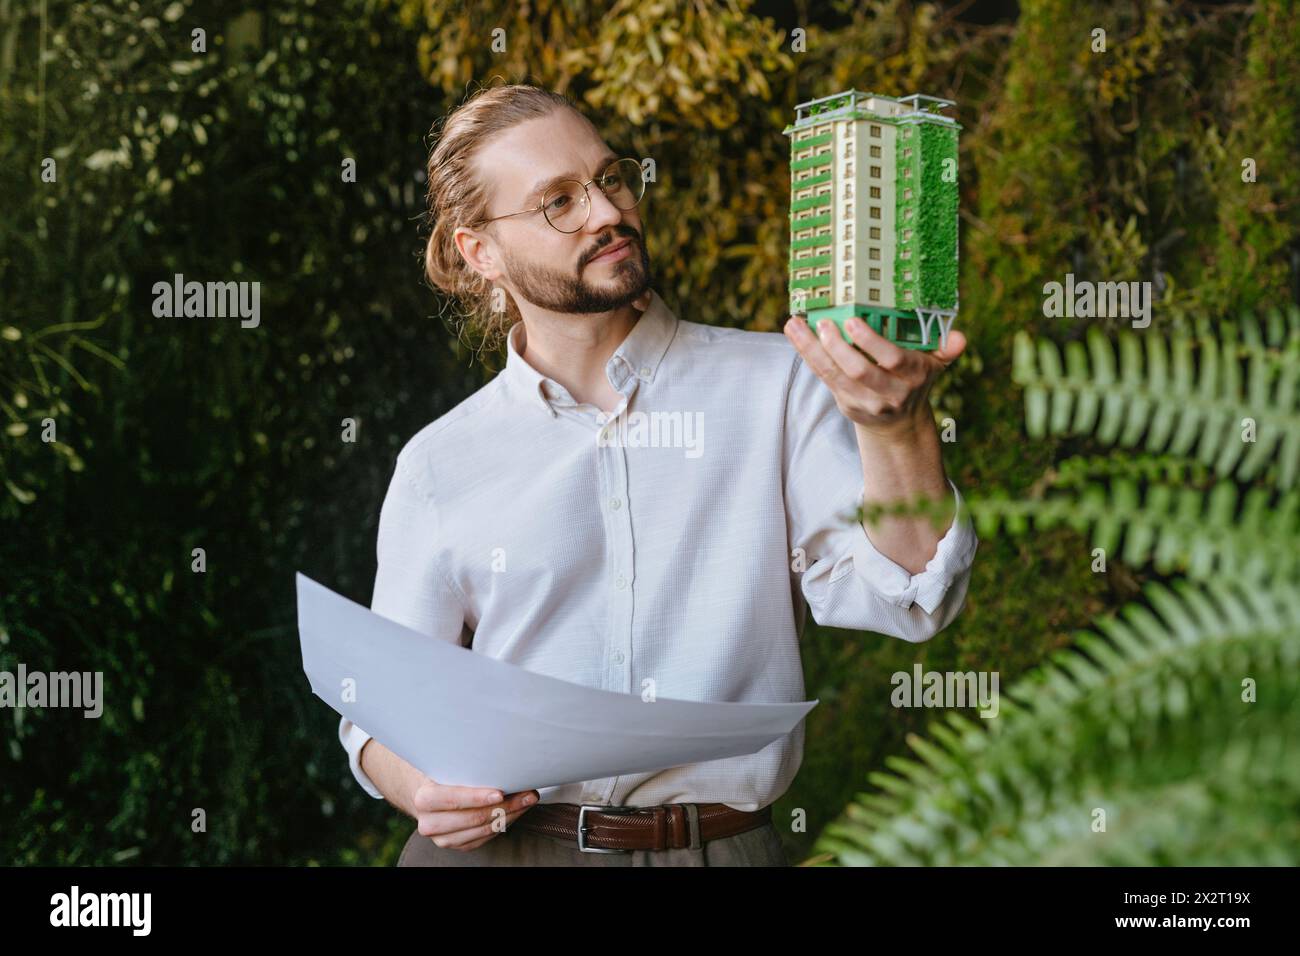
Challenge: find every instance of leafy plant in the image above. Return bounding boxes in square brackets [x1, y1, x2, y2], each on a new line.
[812, 313, 1300, 865]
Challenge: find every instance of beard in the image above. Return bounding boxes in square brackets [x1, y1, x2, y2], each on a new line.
[501, 224, 653, 315]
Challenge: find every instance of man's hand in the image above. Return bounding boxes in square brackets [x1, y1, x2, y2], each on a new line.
[783, 315, 966, 436]
[783, 313, 966, 573]
[411, 777, 540, 852]
[359, 738, 539, 852]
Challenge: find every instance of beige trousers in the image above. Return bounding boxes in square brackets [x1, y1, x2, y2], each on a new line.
[396, 810, 790, 867]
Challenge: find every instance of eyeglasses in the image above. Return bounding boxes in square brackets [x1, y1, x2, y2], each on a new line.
[472, 158, 646, 234]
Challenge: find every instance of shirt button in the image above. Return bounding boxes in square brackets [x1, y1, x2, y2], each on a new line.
[610, 497, 621, 511]
[615, 574, 626, 589]
[639, 366, 651, 378]
[612, 650, 625, 664]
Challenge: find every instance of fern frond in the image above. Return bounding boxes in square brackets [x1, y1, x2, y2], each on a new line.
[810, 578, 1300, 866]
[1048, 452, 1213, 489]
[1013, 307, 1300, 488]
[968, 479, 1299, 583]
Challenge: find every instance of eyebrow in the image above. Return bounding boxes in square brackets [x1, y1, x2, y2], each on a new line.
[524, 153, 620, 205]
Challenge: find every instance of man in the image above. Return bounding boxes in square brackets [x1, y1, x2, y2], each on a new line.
[339, 84, 977, 866]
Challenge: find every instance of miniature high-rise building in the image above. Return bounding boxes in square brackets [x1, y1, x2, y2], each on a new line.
[784, 91, 960, 351]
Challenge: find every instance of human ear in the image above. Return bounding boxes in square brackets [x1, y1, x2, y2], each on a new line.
[454, 225, 501, 282]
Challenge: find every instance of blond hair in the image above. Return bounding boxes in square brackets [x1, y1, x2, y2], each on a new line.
[423, 83, 592, 354]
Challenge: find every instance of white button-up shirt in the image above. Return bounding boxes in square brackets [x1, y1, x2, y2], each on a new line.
[339, 289, 977, 811]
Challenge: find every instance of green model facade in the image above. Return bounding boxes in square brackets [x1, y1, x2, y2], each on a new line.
[784, 90, 960, 351]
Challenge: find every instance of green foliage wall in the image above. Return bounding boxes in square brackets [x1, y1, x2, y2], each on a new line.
[915, 122, 957, 309]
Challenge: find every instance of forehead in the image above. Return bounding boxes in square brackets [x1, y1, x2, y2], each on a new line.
[477, 109, 613, 207]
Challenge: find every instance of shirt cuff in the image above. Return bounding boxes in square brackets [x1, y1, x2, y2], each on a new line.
[849, 479, 978, 614]
[339, 717, 385, 800]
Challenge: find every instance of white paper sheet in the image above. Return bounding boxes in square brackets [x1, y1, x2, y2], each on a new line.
[295, 572, 818, 793]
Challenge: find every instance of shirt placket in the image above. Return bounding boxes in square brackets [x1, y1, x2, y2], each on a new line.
[599, 366, 636, 805]
[549, 359, 639, 806]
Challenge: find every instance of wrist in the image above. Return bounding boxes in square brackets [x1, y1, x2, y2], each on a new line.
[854, 405, 935, 449]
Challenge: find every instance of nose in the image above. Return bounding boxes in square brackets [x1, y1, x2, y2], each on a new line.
[583, 183, 625, 234]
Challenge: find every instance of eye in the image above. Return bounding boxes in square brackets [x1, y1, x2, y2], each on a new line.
[545, 193, 570, 212]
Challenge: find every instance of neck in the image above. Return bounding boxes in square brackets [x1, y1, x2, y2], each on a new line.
[516, 297, 645, 412]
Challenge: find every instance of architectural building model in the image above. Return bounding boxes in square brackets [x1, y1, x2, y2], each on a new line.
[785, 90, 960, 351]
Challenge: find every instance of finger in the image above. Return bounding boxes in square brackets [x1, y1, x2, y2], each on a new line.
[417, 790, 538, 837]
[430, 790, 537, 837]
[785, 316, 892, 394]
[455, 817, 530, 853]
[433, 802, 536, 849]
[413, 779, 506, 813]
[841, 316, 908, 373]
[813, 318, 875, 380]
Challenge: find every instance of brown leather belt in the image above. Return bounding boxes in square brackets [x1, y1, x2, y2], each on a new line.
[513, 802, 771, 853]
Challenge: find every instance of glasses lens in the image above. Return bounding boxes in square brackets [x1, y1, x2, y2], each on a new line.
[542, 181, 588, 233]
[600, 159, 645, 210]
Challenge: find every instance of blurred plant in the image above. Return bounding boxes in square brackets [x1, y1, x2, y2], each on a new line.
[815, 309, 1300, 865]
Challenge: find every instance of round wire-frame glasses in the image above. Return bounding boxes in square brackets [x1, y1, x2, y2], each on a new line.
[472, 158, 646, 234]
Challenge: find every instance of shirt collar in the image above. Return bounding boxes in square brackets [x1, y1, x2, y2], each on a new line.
[503, 288, 678, 417]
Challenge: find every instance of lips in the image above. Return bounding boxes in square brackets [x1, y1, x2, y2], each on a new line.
[590, 238, 633, 263]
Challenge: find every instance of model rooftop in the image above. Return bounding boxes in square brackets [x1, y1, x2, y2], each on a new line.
[785, 90, 957, 132]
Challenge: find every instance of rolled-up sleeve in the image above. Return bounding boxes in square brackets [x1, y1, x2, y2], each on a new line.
[782, 353, 977, 640]
[340, 451, 467, 800]
[339, 717, 384, 799]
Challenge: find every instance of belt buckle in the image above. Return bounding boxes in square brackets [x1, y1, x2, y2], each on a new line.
[576, 804, 638, 854]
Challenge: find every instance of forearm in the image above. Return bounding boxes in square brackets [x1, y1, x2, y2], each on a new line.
[854, 412, 954, 574]
[358, 738, 424, 819]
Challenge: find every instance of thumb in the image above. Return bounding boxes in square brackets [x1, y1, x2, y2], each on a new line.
[931, 328, 967, 367]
